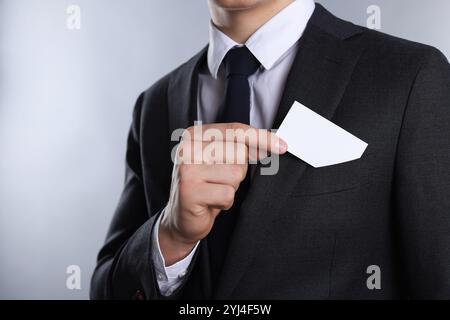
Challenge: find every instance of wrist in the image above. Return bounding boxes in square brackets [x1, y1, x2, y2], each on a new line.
[158, 222, 197, 266]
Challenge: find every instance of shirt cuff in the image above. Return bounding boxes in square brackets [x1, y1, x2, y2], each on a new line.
[151, 209, 199, 296]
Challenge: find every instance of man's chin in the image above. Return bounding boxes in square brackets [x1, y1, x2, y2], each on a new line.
[209, 0, 266, 11]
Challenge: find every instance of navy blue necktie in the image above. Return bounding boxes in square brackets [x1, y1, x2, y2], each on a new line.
[207, 46, 261, 287]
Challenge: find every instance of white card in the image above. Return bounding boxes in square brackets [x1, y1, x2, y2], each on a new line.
[276, 101, 368, 168]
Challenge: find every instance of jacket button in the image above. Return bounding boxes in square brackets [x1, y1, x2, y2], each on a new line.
[133, 290, 145, 300]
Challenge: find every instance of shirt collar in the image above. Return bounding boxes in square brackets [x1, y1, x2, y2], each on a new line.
[207, 0, 316, 79]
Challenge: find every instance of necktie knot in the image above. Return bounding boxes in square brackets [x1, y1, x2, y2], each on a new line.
[224, 46, 261, 78]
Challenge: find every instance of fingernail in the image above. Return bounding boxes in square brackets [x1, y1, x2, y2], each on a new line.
[278, 138, 288, 153]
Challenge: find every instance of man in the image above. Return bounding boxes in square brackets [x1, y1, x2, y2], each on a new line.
[91, 0, 450, 299]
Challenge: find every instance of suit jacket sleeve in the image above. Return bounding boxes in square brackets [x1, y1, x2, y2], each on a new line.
[395, 48, 450, 298]
[90, 92, 164, 300]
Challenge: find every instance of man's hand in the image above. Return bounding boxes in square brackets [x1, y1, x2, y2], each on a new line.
[158, 123, 288, 266]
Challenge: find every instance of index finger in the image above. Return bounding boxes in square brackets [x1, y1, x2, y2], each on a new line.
[183, 122, 288, 155]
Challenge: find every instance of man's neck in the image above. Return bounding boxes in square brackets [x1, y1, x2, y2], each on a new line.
[209, 0, 295, 44]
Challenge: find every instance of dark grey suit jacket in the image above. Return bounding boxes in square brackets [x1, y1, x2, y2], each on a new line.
[90, 4, 450, 299]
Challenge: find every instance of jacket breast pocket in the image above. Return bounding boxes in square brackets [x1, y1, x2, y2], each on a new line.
[289, 154, 371, 197]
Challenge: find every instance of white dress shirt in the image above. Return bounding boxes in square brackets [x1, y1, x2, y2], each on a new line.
[152, 0, 315, 296]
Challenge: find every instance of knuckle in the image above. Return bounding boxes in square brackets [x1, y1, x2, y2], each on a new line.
[240, 164, 248, 176]
[227, 122, 238, 131]
[179, 139, 187, 149]
[230, 165, 244, 182]
[190, 209, 204, 217]
[182, 126, 196, 141]
[185, 126, 194, 134]
[178, 164, 190, 177]
[223, 186, 235, 204]
[178, 168, 196, 187]
[178, 178, 190, 193]
[177, 141, 190, 159]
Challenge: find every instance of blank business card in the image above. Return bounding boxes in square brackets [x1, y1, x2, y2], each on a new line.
[276, 101, 368, 168]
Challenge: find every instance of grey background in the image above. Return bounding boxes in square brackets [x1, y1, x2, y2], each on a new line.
[0, 0, 449, 299]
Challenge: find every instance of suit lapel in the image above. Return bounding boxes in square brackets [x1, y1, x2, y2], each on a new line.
[215, 5, 366, 298]
[167, 47, 208, 137]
